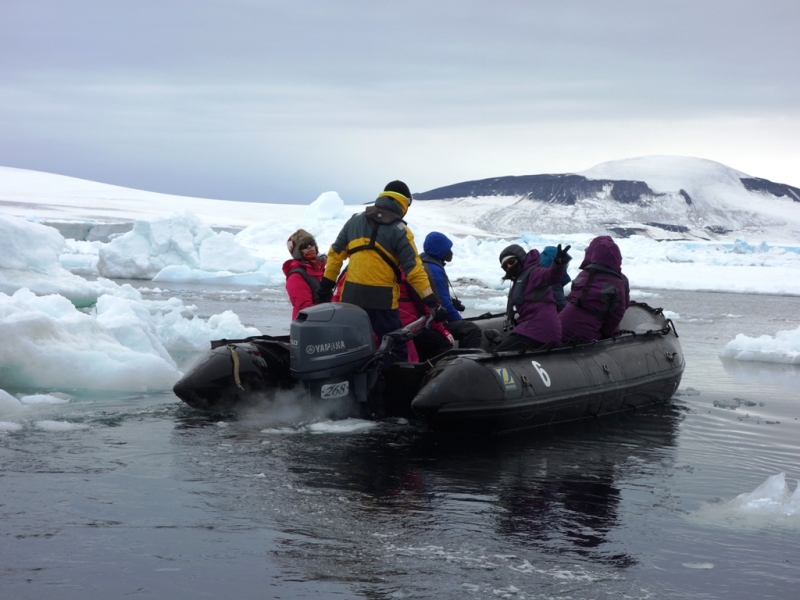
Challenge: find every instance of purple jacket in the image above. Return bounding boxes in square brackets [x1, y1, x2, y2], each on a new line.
[559, 236, 630, 343]
[507, 249, 565, 344]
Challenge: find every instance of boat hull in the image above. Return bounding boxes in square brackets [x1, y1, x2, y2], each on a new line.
[174, 303, 684, 432]
[410, 303, 683, 432]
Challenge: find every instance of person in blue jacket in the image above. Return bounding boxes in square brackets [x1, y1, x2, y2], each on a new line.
[420, 232, 482, 348]
[539, 245, 572, 311]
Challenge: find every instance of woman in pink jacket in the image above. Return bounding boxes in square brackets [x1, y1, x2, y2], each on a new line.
[282, 229, 327, 320]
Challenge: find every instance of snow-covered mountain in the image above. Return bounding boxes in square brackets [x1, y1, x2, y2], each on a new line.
[2, 157, 799, 243]
[416, 156, 800, 241]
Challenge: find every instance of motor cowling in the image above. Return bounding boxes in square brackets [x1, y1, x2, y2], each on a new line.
[290, 303, 376, 381]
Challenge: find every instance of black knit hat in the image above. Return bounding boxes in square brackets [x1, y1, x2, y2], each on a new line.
[499, 244, 526, 265]
[384, 180, 412, 200]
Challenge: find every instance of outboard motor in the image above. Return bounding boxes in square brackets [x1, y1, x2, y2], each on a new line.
[290, 303, 378, 412]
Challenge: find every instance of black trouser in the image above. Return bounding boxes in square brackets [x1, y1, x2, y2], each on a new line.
[447, 319, 482, 349]
[413, 329, 452, 361]
[494, 333, 547, 352]
[364, 307, 407, 363]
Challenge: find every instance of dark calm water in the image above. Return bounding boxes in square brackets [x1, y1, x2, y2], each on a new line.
[2, 288, 799, 599]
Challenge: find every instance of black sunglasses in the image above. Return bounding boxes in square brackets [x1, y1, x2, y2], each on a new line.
[501, 257, 518, 271]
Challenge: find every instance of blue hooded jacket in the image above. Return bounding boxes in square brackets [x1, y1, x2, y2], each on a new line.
[539, 245, 572, 311]
[420, 232, 461, 321]
[539, 246, 572, 286]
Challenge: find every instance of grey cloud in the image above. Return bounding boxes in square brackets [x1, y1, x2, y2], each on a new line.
[1, 1, 798, 202]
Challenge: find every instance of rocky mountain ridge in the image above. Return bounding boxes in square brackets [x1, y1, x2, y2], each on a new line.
[415, 156, 800, 240]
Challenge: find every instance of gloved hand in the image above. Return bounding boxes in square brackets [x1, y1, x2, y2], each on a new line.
[313, 277, 336, 304]
[430, 305, 448, 323]
[452, 298, 466, 312]
[422, 294, 447, 322]
[554, 244, 572, 265]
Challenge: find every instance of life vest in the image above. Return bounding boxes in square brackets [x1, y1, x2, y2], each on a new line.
[346, 210, 403, 280]
[506, 264, 555, 323]
[567, 265, 623, 319]
[287, 265, 320, 294]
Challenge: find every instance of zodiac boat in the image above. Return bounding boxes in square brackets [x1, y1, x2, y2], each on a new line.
[173, 301, 684, 433]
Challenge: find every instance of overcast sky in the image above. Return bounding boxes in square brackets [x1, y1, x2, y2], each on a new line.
[2, 0, 798, 204]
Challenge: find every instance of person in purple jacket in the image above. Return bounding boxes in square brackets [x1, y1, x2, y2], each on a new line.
[559, 235, 630, 343]
[494, 243, 571, 352]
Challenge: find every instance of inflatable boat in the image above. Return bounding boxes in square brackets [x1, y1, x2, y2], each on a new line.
[173, 301, 684, 433]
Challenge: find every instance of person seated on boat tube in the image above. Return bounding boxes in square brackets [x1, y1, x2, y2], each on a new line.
[559, 235, 630, 344]
[397, 270, 455, 361]
[283, 229, 327, 320]
[494, 243, 570, 352]
[420, 232, 482, 349]
[313, 180, 447, 362]
[538, 245, 572, 312]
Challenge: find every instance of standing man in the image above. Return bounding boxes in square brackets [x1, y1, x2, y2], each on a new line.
[420, 231, 482, 348]
[313, 180, 447, 361]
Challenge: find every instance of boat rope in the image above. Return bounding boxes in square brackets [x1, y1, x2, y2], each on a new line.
[228, 345, 244, 390]
[666, 318, 679, 338]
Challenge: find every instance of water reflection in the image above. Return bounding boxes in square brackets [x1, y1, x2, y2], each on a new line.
[720, 358, 800, 384]
[199, 403, 686, 587]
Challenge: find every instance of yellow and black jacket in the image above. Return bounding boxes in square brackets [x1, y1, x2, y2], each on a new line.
[323, 192, 434, 310]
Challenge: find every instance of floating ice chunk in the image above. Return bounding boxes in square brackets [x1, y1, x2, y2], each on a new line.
[306, 418, 378, 434]
[95, 294, 176, 364]
[0, 214, 112, 306]
[19, 393, 71, 405]
[0, 421, 23, 432]
[0, 288, 181, 392]
[34, 420, 90, 431]
[304, 192, 346, 221]
[97, 212, 261, 280]
[60, 238, 102, 275]
[691, 473, 800, 529]
[155, 308, 260, 353]
[260, 427, 302, 435]
[732, 238, 770, 254]
[0, 213, 64, 270]
[198, 231, 261, 273]
[0, 389, 24, 412]
[152, 265, 280, 287]
[720, 326, 800, 365]
[682, 562, 714, 569]
[473, 296, 508, 311]
[731, 472, 798, 515]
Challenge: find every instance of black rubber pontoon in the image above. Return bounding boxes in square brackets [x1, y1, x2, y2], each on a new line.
[173, 302, 684, 433]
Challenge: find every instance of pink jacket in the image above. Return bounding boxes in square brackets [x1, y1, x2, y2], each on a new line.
[283, 257, 326, 320]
